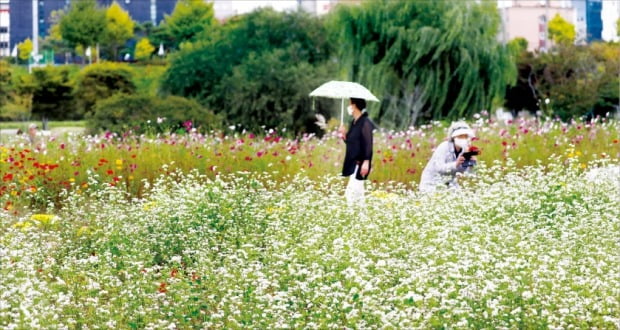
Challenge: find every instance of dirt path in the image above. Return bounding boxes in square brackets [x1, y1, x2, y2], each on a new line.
[0, 127, 86, 141]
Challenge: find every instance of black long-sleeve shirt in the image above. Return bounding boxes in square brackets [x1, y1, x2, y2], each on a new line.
[342, 112, 374, 180]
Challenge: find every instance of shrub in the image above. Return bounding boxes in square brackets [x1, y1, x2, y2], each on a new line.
[16, 66, 76, 120]
[0, 60, 11, 108]
[74, 62, 136, 117]
[87, 93, 222, 135]
[161, 8, 335, 134]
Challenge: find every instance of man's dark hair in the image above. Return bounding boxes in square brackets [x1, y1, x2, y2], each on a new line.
[350, 97, 367, 111]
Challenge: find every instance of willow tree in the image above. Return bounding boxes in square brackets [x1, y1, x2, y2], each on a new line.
[331, 0, 515, 128]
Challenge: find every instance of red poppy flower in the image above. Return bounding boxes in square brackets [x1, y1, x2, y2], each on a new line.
[158, 282, 167, 293]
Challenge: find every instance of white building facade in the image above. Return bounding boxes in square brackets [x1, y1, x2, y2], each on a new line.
[601, 0, 620, 41]
[0, 0, 9, 57]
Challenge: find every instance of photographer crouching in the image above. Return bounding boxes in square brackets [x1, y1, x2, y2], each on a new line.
[419, 121, 479, 193]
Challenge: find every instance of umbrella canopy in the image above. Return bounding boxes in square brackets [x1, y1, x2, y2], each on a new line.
[309, 80, 379, 102]
[309, 80, 379, 125]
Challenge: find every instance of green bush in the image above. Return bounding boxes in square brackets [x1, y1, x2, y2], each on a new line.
[0, 60, 11, 108]
[74, 62, 136, 116]
[161, 8, 336, 134]
[505, 42, 619, 120]
[87, 93, 222, 135]
[16, 66, 76, 120]
[131, 64, 167, 96]
[218, 46, 336, 134]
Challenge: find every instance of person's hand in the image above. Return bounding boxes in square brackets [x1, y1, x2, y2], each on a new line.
[338, 125, 346, 140]
[360, 160, 370, 176]
[455, 155, 465, 167]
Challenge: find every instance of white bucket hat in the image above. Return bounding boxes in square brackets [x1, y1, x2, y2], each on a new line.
[448, 121, 475, 138]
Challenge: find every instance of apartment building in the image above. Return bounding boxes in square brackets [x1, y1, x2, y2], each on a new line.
[0, 0, 8, 57]
[499, 0, 576, 52]
[498, 0, 617, 51]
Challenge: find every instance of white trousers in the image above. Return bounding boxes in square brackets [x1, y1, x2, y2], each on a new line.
[345, 165, 365, 206]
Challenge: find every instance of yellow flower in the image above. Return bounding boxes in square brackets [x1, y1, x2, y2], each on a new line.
[77, 226, 91, 237]
[143, 201, 157, 211]
[30, 214, 57, 226]
[69, 177, 75, 183]
[10, 190, 17, 196]
[12, 221, 33, 231]
[266, 207, 283, 214]
[116, 159, 123, 166]
[371, 190, 397, 200]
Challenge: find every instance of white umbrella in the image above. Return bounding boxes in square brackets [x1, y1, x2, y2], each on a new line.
[309, 80, 379, 125]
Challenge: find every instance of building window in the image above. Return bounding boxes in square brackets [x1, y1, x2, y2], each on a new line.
[0, 27, 8, 33]
[0, 42, 9, 49]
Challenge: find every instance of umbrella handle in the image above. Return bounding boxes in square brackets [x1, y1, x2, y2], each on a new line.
[340, 98, 344, 126]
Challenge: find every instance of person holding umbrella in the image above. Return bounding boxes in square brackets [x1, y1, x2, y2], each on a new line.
[309, 80, 379, 205]
[338, 97, 375, 205]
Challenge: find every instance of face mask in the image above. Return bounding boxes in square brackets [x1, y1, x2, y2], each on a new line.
[347, 105, 354, 116]
[454, 138, 469, 149]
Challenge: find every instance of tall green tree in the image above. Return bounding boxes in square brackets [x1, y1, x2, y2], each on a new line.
[218, 46, 335, 133]
[331, 0, 515, 128]
[103, 1, 135, 60]
[504, 42, 619, 120]
[152, 0, 216, 51]
[162, 8, 335, 133]
[59, 0, 106, 51]
[548, 14, 575, 46]
[17, 67, 76, 120]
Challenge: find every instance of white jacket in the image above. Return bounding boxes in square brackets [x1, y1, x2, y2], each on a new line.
[419, 140, 469, 192]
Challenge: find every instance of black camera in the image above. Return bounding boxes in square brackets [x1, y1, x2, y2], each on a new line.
[461, 149, 479, 168]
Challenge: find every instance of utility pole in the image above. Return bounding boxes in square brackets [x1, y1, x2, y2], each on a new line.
[32, 0, 38, 56]
[151, 0, 157, 25]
